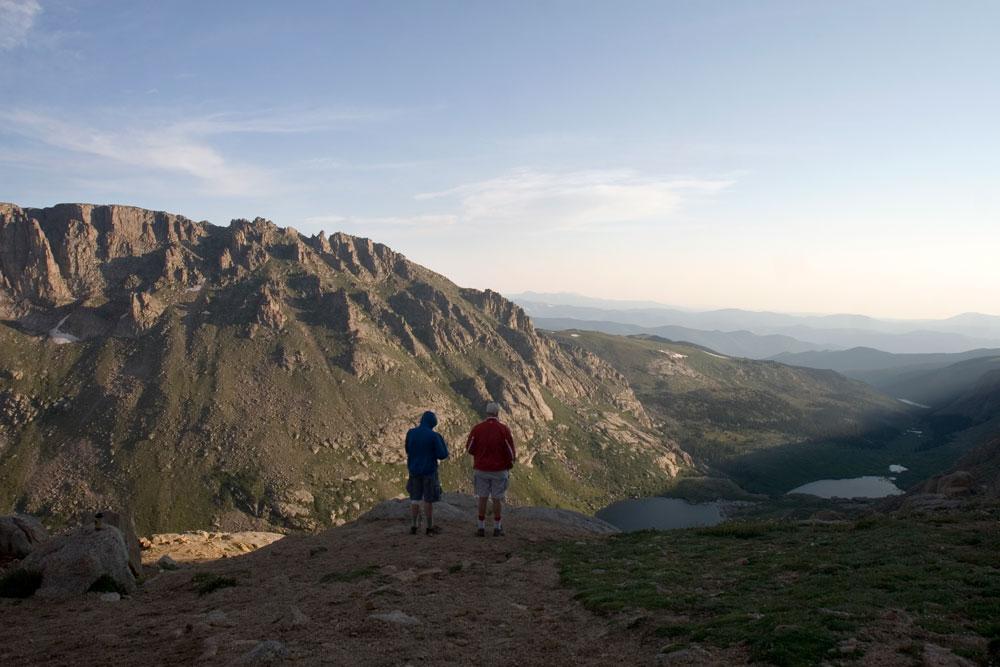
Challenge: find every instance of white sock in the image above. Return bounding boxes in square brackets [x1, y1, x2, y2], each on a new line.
[495, 519, 502, 529]
[477, 519, 485, 529]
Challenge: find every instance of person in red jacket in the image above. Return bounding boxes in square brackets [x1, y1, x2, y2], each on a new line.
[465, 401, 516, 537]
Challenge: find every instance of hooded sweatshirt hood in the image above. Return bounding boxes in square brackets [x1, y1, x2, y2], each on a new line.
[405, 411, 448, 476]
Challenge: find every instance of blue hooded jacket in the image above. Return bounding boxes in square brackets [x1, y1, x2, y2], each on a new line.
[405, 411, 449, 476]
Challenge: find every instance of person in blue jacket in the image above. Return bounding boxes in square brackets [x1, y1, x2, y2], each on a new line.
[405, 411, 449, 535]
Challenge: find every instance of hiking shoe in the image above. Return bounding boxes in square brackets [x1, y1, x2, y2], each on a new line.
[426, 525, 442, 536]
[410, 525, 418, 535]
[493, 527, 505, 537]
[476, 528, 485, 537]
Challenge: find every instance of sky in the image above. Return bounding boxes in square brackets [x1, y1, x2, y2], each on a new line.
[1, 1, 998, 319]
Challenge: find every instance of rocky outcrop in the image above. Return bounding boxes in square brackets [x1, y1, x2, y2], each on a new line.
[0, 205, 73, 308]
[157, 242, 203, 288]
[0, 514, 48, 559]
[324, 232, 408, 282]
[141, 530, 284, 564]
[117, 291, 165, 336]
[226, 218, 273, 274]
[0, 390, 39, 429]
[80, 509, 143, 576]
[922, 471, 976, 497]
[460, 288, 533, 331]
[39, 203, 204, 259]
[2, 203, 206, 302]
[253, 281, 287, 332]
[18, 525, 137, 599]
[360, 493, 621, 535]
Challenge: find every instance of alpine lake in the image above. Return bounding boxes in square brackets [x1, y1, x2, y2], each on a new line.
[596, 465, 908, 532]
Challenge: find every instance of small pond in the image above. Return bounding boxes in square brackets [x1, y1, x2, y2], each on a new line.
[787, 476, 903, 499]
[596, 497, 724, 531]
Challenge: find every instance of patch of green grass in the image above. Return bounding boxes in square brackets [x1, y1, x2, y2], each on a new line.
[192, 572, 239, 596]
[661, 476, 763, 502]
[548, 511, 1000, 665]
[319, 565, 379, 584]
[0, 569, 42, 598]
[696, 521, 793, 539]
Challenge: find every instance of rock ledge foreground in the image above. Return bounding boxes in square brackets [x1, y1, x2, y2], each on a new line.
[0, 495, 639, 666]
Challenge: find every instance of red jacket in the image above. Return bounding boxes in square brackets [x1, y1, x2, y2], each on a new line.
[466, 417, 516, 471]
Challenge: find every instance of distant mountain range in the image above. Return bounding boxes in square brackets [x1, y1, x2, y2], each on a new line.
[530, 317, 824, 359]
[510, 293, 1000, 355]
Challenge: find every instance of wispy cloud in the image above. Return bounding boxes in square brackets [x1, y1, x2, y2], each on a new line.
[0, 107, 398, 196]
[416, 168, 732, 231]
[300, 157, 434, 172]
[305, 213, 458, 231]
[0, 0, 41, 50]
[171, 108, 401, 135]
[309, 168, 732, 235]
[0, 109, 268, 196]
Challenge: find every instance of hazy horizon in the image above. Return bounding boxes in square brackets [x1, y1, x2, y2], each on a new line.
[2, 1, 998, 319]
[505, 291, 1000, 322]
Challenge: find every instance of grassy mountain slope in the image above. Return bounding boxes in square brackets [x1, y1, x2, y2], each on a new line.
[772, 347, 1000, 407]
[874, 356, 1000, 409]
[770, 346, 1000, 375]
[552, 509, 1000, 665]
[0, 203, 689, 533]
[548, 331, 916, 494]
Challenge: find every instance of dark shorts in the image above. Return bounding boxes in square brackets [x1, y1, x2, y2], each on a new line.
[406, 472, 442, 503]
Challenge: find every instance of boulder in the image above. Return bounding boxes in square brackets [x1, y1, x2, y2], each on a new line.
[370, 610, 421, 626]
[935, 471, 976, 497]
[902, 494, 963, 512]
[358, 493, 620, 535]
[923, 643, 976, 667]
[359, 498, 467, 523]
[157, 554, 181, 570]
[239, 640, 289, 664]
[19, 525, 137, 599]
[80, 509, 143, 576]
[0, 514, 48, 559]
[512, 506, 620, 535]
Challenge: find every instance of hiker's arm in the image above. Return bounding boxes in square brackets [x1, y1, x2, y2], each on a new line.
[505, 427, 516, 466]
[466, 430, 475, 455]
[437, 434, 449, 461]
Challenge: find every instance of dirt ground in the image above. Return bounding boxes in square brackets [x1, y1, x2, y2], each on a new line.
[0, 505, 669, 666]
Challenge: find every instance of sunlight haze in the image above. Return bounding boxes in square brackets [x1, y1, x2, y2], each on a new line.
[2, 0, 997, 319]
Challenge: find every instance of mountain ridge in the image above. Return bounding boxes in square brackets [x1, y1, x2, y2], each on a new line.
[0, 203, 688, 533]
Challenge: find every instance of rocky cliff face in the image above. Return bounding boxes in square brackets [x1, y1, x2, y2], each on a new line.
[0, 203, 689, 533]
